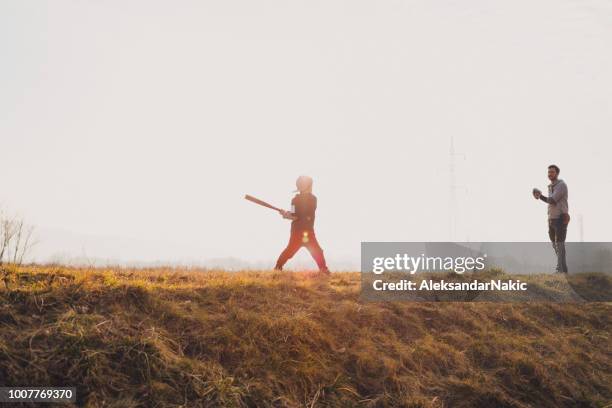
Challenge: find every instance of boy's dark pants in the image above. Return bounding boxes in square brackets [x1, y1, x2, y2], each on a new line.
[548, 217, 568, 273]
[275, 229, 328, 271]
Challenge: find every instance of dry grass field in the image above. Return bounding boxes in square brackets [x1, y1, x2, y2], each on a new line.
[0, 265, 610, 407]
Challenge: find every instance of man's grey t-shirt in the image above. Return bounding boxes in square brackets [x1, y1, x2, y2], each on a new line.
[548, 179, 569, 220]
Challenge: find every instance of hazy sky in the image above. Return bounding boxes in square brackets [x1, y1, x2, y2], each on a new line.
[2, 0, 611, 267]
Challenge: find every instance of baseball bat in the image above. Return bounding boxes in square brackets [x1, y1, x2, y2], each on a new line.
[244, 194, 283, 212]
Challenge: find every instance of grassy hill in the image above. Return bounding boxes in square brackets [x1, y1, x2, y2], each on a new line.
[0, 265, 610, 407]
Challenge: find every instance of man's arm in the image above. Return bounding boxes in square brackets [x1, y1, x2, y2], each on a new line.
[533, 188, 553, 204]
[539, 195, 551, 204]
[536, 185, 567, 205]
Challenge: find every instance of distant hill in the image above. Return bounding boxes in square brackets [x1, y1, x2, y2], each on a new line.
[28, 227, 359, 270]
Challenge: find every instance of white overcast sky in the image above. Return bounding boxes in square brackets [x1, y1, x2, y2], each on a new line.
[1, 0, 611, 267]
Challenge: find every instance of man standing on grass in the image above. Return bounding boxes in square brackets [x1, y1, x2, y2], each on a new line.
[533, 164, 569, 273]
[275, 175, 330, 274]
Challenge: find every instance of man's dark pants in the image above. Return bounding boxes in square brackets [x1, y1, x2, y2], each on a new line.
[548, 217, 568, 273]
[275, 229, 328, 271]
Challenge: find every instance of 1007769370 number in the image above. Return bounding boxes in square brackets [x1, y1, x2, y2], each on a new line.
[0, 387, 76, 403]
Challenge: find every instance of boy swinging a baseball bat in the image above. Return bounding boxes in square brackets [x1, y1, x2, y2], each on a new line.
[275, 176, 330, 274]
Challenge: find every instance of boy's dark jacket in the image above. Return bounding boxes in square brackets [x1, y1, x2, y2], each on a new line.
[291, 192, 316, 232]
